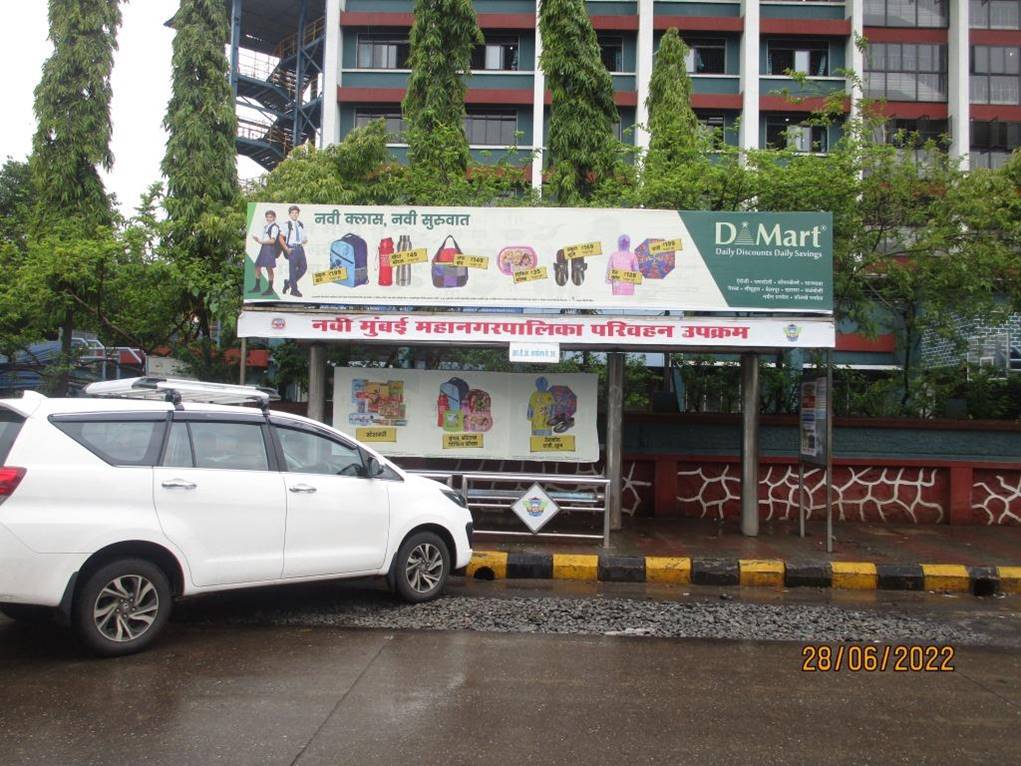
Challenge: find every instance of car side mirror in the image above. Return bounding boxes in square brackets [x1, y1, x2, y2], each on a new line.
[365, 456, 384, 478]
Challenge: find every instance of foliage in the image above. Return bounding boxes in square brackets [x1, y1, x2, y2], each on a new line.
[642, 30, 707, 188]
[251, 121, 536, 208]
[30, 0, 121, 226]
[162, 0, 243, 377]
[539, 0, 621, 202]
[403, 0, 482, 179]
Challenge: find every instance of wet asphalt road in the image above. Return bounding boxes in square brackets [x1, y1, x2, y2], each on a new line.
[1, 582, 1019, 766]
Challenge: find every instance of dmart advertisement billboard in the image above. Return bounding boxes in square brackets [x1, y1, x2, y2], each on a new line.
[244, 204, 832, 313]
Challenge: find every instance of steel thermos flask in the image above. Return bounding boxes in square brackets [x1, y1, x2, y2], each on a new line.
[395, 234, 412, 286]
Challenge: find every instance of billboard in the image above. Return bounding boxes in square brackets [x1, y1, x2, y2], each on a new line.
[332, 369, 599, 462]
[245, 204, 832, 313]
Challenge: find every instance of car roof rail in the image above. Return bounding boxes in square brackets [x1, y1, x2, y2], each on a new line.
[83, 377, 280, 411]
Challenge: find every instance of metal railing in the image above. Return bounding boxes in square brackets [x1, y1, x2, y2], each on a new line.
[412, 470, 611, 548]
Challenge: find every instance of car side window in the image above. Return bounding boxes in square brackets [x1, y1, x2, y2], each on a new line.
[51, 417, 165, 466]
[275, 427, 365, 477]
[178, 421, 269, 471]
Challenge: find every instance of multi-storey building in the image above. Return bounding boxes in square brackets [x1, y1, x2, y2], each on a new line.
[229, 0, 1021, 176]
[228, 0, 1021, 373]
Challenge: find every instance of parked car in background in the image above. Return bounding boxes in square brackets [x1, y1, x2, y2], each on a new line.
[0, 378, 473, 656]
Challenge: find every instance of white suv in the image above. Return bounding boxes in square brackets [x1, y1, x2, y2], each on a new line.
[0, 379, 473, 656]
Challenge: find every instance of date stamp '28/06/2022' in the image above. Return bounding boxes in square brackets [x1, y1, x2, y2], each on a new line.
[801, 645, 956, 673]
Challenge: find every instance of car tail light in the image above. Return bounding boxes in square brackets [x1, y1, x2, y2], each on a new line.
[0, 467, 25, 503]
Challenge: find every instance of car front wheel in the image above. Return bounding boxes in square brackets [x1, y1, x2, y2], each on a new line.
[394, 532, 450, 603]
[73, 558, 172, 657]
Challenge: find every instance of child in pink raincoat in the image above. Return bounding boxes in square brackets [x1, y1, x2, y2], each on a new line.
[606, 234, 639, 296]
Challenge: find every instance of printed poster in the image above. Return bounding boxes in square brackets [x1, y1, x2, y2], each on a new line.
[245, 204, 833, 313]
[332, 369, 598, 462]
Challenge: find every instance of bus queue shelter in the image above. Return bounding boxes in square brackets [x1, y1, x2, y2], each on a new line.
[238, 309, 836, 538]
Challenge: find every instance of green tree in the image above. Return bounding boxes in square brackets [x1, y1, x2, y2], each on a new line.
[162, 0, 243, 377]
[645, 31, 702, 165]
[16, 0, 122, 391]
[403, 0, 482, 179]
[539, 0, 620, 202]
[30, 0, 120, 225]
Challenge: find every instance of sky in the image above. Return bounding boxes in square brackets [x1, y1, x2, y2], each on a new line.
[3, 2, 262, 215]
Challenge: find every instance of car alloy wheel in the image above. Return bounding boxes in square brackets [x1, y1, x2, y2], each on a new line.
[92, 574, 160, 643]
[405, 542, 444, 594]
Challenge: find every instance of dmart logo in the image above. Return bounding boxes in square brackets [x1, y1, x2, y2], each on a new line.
[715, 221, 825, 248]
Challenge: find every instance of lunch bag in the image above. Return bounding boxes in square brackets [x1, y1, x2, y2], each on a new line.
[464, 388, 493, 433]
[635, 238, 676, 280]
[497, 246, 538, 275]
[431, 235, 469, 288]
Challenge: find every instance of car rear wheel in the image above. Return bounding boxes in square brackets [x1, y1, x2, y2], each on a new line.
[73, 558, 172, 657]
[394, 532, 450, 604]
[0, 603, 53, 624]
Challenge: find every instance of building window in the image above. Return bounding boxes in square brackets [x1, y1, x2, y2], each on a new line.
[863, 0, 948, 27]
[767, 40, 829, 76]
[970, 120, 1021, 168]
[971, 1, 1021, 29]
[765, 116, 828, 152]
[598, 36, 625, 72]
[356, 34, 411, 69]
[682, 38, 726, 74]
[471, 35, 519, 71]
[698, 113, 727, 147]
[865, 42, 948, 101]
[354, 109, 407, 140]
[464, 110, 517, 145]
[880, 118, 950, 147]
[971, 46, 1021, 104]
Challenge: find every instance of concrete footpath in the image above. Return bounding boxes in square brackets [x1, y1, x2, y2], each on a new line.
[465, 518, 1021, 595]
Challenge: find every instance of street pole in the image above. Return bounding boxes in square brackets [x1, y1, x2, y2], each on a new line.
[307, 343, 327, 423]
[826, 348, 834, 553]
[606, 351, 625, 531]
[740, 353, 760, 537]
[239, 337, 247, 385]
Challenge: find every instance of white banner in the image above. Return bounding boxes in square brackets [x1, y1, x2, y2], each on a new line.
[332, 369, 599, 462]
[239, 311, 836, 349]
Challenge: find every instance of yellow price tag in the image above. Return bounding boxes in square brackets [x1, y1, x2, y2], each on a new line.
[356, 427, 397, 443]
[562, 242, 602, 259]
[390, 248, 428, 267]
[513, 266, 549, 284]
[312, 267, 347, 285]
[442, 433, 485, 449]
[453, 254, 489, 270]
[649, 238, 682, 254]
[609, 269, 643, 285]
[529, 435, 576, 452]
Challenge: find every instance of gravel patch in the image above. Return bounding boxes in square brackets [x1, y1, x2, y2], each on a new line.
[176, 591, 992, 645]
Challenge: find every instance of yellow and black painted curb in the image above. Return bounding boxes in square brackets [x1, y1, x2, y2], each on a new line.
[463, 551, 1021, 596]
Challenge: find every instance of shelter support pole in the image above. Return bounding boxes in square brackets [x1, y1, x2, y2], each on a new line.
[307, 343, 327, 423]
[826, 348, 834, 553]
[740, 353, 760, 537]
[239, 337, 247, 385]
[606, 352, 625, 532]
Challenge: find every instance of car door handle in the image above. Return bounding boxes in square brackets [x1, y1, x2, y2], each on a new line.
[288, 484, 317, 494]
[161, 479, 196, 490]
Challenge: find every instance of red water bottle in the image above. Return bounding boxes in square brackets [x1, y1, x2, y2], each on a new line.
[436, 393, 448, 427]
[378, 237, 394, 286]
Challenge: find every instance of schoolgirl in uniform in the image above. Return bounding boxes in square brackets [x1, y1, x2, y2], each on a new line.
[250, 210, 282, 296]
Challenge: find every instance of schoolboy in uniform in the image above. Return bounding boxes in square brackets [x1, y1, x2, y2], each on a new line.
[282, 205, 308, 298]
[250, 210, 281, 296]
